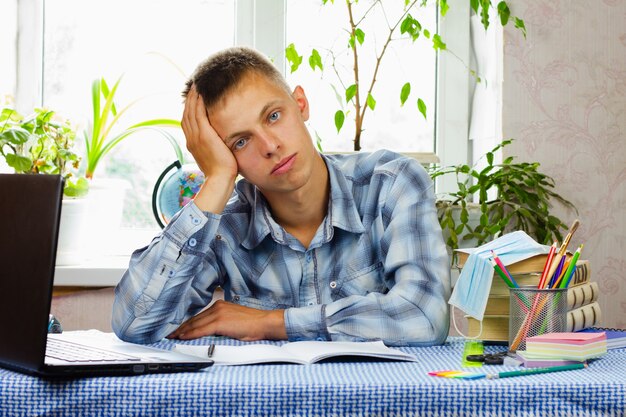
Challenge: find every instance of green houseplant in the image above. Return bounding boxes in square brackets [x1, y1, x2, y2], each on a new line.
[285, 0, 525, 151]
[429, 139, 577, 256]
[83, 75, 184, 179]
[0, 106, 88, 196]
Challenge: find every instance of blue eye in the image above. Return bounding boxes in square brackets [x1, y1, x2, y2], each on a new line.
[269, 111, 280, 122]
[234, 137, 249, 150]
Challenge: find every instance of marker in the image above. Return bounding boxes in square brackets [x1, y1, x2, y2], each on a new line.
[486, 363, 587, 379]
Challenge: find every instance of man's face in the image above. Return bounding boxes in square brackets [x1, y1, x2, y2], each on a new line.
[208, 72, 319, 197]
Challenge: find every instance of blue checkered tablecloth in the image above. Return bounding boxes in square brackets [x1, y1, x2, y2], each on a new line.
[1, 336, 624, 417]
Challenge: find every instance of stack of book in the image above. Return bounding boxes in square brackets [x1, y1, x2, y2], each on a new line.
[456, 251, 600, 342]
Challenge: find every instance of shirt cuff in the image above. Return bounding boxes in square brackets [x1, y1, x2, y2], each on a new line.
[164, 202, 221, 253]
[284, 304, 331, 342]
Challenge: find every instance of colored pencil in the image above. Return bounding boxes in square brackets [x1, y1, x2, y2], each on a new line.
[486, 363, 587, 379]
[560, 245, 584, 288]
[538, 242, 557, 289]
[490, 250, 518, 287]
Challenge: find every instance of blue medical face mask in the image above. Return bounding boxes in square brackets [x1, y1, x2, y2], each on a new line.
[448, 231, 550, 338]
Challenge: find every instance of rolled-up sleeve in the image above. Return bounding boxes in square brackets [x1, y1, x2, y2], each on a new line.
[112, 202, 222, 344]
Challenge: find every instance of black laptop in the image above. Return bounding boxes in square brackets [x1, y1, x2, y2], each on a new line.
[0, 173, 213, 377]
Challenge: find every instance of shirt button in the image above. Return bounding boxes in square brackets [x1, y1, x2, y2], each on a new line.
[192, 217, 201, 225]
[329, 281, 337, 289]
[308, 302, 314, 306]
[215, 234, 222, 240]
[188, 238, 197, 247]
[233, 295, 240, 302]
[316, 337, 325, 341]
[168, 270, 175, 277]
[305, 253, 312, 263]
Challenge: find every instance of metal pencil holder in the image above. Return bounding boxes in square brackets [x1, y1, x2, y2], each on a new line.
[508, 286, 567, 351]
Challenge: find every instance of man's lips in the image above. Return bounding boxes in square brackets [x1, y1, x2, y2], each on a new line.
[271, 153, 297, 175]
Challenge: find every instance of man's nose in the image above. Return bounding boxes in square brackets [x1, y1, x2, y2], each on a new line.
[258, 130, 280, 157]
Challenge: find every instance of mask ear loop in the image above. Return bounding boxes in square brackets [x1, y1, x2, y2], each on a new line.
[451, 305, 483, 339]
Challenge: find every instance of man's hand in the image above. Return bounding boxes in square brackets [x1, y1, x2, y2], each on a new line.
[167, 300, 288, 341]
[182, 86, 238, 213]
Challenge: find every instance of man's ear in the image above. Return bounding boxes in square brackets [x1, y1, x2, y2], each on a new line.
[292, 86, 310, 121]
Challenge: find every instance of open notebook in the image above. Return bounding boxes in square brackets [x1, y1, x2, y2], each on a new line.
[0, 174, 213, 377]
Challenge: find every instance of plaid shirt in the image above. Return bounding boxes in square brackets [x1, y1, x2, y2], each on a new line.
[112, 150, 451, 346]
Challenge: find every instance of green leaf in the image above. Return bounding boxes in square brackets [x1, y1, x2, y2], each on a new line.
[334, 110, 345, 132]
[514, 17, 527, 38]
[285, 43, 303, 73]
[497, 1, 510, 26]
[470, 0, 479, 13]
[400, 83, 411, 106]
[0, 128, 31, 145]
[345, 84, 357, 103]
[64, 177, 89, 198]
[366, 93, 376, 110]
[417, 98, 427, 119]
[355, 28, 365, 45]
[433, 34, 447, 50]
[439, 0, 449, 16]
[308, 49, 323, 71]
[486, 151, 494, 166]
[423, 29, 431, 39]
[6, 153, 32, 172]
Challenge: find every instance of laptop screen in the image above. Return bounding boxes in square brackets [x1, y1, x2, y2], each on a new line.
[0, 174, 64, 372]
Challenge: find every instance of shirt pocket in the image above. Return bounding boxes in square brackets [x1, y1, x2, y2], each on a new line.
[334, 261, 386, 299]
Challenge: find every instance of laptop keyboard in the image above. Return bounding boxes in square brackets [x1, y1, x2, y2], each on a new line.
[46, 338, 141, 362]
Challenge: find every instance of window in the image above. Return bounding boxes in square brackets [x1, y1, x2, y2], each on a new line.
[11, 0, 470, 261]
[285, 1, 437, 154]
[42, 0, 235, 229]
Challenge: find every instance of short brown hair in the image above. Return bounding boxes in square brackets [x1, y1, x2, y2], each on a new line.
[182, 46, 291, 108]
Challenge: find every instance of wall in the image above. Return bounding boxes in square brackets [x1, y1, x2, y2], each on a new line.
[503, 0, 626, 328]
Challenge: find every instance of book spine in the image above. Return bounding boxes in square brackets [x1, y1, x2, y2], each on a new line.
[568, 261, 590, 287]
[566, 301, 602, 332]
[567, 282, 599, 310]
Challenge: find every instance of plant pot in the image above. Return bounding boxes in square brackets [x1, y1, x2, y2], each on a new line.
[83, 178, 131, 257]
[56, 197, 89, 266]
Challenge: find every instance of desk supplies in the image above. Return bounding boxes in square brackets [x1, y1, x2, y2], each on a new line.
[428, 370, 486, 379]
[577, 327, 626, 350]
[485, 363, 587, 379]
[525, 332, 607, 361]
[175, 340, 417, 366]
[544, 219, 580, 287]
[462, 340, 485, 367]
[509, 287, 568, 351]
[514, 351, 581, 368]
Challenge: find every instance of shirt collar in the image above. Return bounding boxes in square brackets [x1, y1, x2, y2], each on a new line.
[241, 153, 366, 250]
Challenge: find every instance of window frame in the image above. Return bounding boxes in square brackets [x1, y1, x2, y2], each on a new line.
[11, 0, 472, 283]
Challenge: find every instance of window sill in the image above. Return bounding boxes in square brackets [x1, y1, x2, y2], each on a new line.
[54, 228, 158, 287]
[54, 254, 129, 287]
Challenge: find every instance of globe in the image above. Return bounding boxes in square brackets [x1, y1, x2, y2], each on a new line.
[152, 161, 205, 228]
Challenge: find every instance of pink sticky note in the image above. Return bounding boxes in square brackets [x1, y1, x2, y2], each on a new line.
[527, 332, 606, 345]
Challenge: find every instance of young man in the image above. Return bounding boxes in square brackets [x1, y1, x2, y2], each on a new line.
[112, 46, 451, 346]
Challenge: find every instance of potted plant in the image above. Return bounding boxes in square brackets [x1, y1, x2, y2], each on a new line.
[0, 106, 87, 196]
[83, 75, 183, 180]
[429, 139, 578, 259]
[79, 75, 185, 249]
[0, 105, 89, 264]
[285, 0, 525, 151]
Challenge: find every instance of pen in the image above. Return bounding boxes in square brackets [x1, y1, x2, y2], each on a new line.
[486, 363, 587, 379]
[207, 344, 215, 358]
